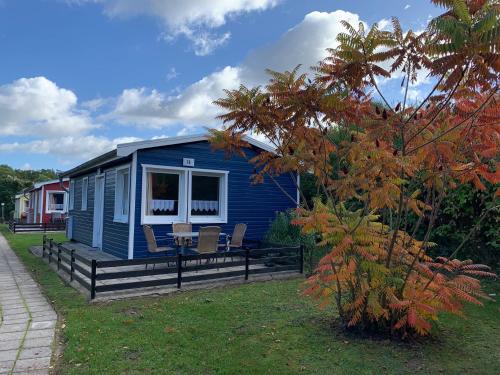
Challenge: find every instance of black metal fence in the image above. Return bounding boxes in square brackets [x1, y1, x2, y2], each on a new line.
[10, 220, 66, 233]
[42, 236, 303, 300]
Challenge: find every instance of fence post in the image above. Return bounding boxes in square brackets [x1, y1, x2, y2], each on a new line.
[48, 239, 53, 264]
[42, 235, 46, 258]
[70, 249, 75, 282]
[245, 248, 250, 280]
[177, 253, 183, 289]
[90, 259, 97, 300]
[299, 245, 304, 274]
[57, 244, 62, 270]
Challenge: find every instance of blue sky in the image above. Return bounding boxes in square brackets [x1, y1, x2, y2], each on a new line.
[0, 0, 440, 171]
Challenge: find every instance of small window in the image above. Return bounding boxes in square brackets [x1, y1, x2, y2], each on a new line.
[81, 177, 88, 211]
[147, 172, 179, 216]
[189, 171, 227, 223]
[191, 175, 220, 216]
[69, 180, 75, 210]
[47, 192, 65, 212]
[114, 166, 130, 223]
[142, 167, 187, 224]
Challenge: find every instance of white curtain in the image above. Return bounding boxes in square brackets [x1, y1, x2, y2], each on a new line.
[191, 200, 218, 212]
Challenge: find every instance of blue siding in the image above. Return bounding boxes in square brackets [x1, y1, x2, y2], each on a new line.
[70, 172, 95, 246]
[132, 141, 297, 258]
[101, 167, 129, 258]
[69, 167, 129, 258]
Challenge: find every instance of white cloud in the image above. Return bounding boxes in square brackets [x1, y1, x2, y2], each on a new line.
[165, 67, 179, 81]
[404, 4, 411, 10]
[0, 77, 97, 137]
[73, 0, 281, 55]
[109, 65, 241, 128]
[20, 163, 32, 171]
[109, 10, 362, 131]
[0, 135, 141, 160]
[377, 18, 391, 31]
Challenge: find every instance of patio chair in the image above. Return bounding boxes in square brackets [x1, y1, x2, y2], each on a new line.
[192, 226, 221, 263]
[172, 223, 193, 247]
[219, 223, 247, 262]
[143, 225, 175, 269]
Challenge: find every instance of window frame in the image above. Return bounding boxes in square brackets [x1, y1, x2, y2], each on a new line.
[45, 190, 67, 214]
[69, 180, 75, 210]
[114, 165, 131, 223]
[140, 164, 228, 225]
[188, 170, 228, 224]
[81, 177, 88, 211]
[141, 165, 188, 225]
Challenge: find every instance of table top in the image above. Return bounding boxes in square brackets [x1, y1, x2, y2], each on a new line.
[167, 232, 227, 237]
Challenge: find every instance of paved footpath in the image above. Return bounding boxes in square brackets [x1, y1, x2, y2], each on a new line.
[0, 233, 56, 374]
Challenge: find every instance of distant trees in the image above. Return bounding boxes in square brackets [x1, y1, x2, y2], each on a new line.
[0, 165, 57, 218]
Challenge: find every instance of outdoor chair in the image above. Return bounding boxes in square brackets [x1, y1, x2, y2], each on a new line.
[143, 225, 175, 269]
[192, 226, 221, 264]
[219, 223, 247, 262]
[172, 223, 193, 247]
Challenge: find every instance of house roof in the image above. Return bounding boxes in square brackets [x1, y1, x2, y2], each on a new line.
[31, 178, 69, 190]
[60, 133, 274, 178]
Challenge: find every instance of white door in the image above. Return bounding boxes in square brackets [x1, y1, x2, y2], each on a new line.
[93, 175, 105, 249]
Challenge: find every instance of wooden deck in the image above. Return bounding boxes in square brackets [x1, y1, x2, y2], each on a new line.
[35, 239, 303, 301]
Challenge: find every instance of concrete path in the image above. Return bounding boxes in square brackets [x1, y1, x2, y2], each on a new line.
[0, 233, 56, 374]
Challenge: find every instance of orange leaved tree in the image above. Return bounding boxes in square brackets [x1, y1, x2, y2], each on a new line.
[211, 0, 499, 337]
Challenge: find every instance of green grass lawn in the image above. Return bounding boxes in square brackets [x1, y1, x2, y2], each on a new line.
[1, 225, 499, 375]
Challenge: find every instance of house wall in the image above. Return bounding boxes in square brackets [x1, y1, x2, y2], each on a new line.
[40, 181, 69, 223]
[102, 167, 130, 258]
[132, 141, 297, 259]
[68, 165, 130, 258]
[70, 172, 96, 246]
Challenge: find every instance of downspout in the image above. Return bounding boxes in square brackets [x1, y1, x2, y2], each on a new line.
[128, 151, 138, 259]
[59, 175, 69, 192]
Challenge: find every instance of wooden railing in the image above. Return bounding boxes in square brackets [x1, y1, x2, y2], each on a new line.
[9, 220, 66, 233]
[42, 236, 303, 300]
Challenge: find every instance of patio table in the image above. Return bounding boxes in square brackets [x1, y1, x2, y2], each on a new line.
[167, 231, 228, 255]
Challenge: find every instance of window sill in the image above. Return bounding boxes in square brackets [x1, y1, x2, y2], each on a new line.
[189, 217, 227, 224]
[113, 216, 129, 224]
[142, 215, 186, 225]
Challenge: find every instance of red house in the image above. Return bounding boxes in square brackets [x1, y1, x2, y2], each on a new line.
[27, 179, 69, 224]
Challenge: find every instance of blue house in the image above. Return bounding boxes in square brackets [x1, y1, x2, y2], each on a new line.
[60, 134, 299, 259]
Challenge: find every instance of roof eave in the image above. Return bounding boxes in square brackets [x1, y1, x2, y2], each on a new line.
[116, 133, 275, 157]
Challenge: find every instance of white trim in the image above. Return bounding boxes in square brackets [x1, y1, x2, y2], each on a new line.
[69, 180, 75, 210]
[45, 190, 68, 214]
[92, 174, 106, 249]
[188, 170, 228, 224]
[116, 133, 275, 157]
[140, 164, 229, 225]
[128, 152, 137, 259]
[39, 188, 43, 222]
[141, 165, 188, 224]
[81, 177, 88, 211]
[113, 164, 131, 223]
[33, 178, 69, 189]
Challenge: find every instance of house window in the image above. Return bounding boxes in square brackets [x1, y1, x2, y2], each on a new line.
[189, 171, 227, 223]
[143, 167, 186, 224]
[69, 180, 75, 210]
[114, 166, 130, 223]
[46, 192, 65, 213]
[190, 175, 220, 216]
[141, 165, 227, 224]
[81, 177, 88, 211]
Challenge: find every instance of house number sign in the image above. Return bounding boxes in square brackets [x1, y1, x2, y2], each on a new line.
[183, 158, 195, 167]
